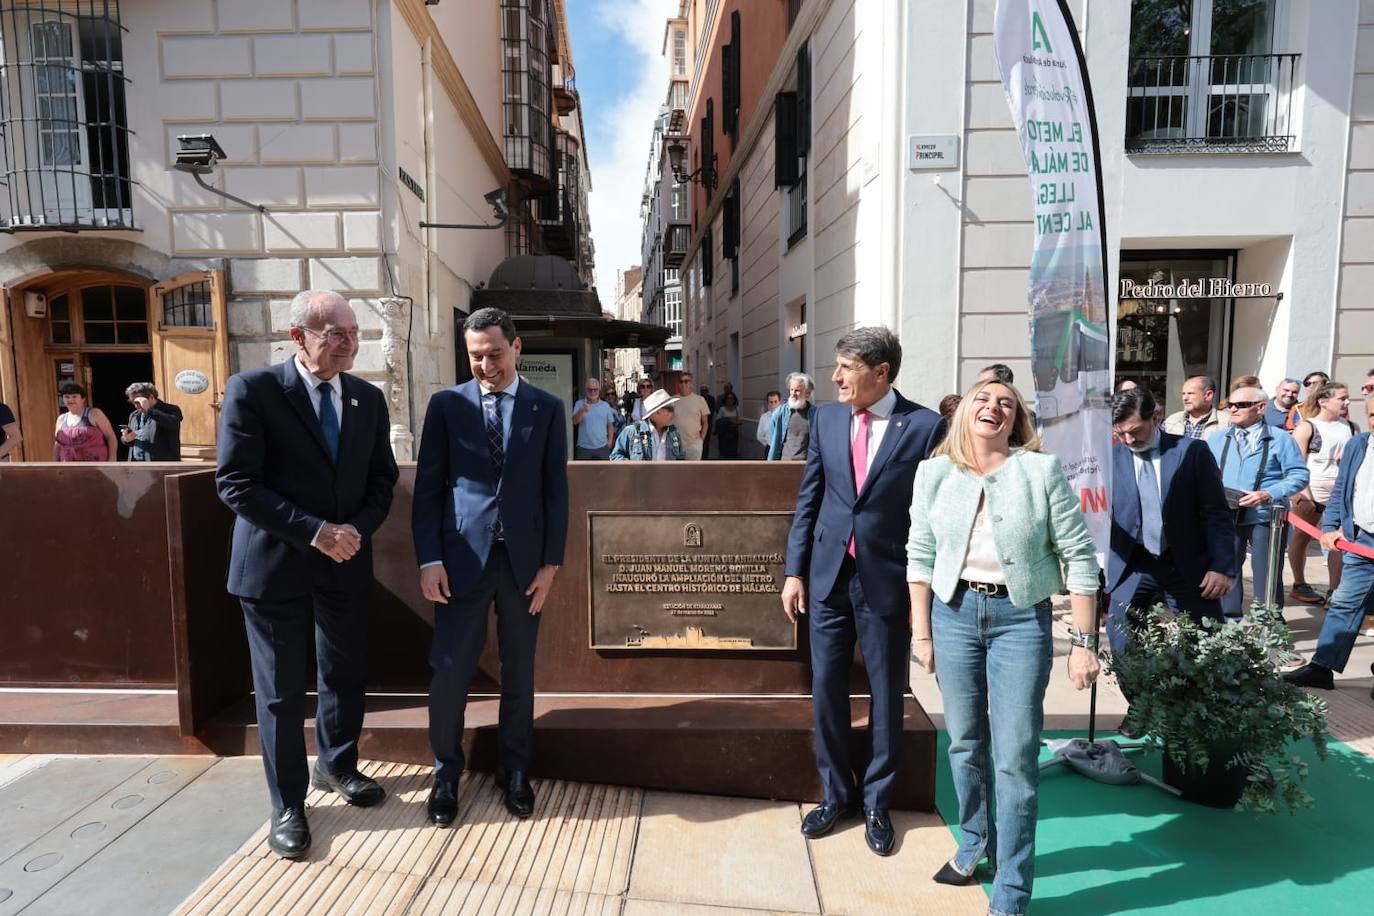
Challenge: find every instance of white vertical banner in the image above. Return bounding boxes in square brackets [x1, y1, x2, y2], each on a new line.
[993, 0, 1112, 556]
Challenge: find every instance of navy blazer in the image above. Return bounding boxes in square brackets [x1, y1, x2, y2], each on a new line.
[412, 378, 569, 588]
[784, 391, 944, 616]
[1321, 432, 1370, 540]
[216, 359, 399, 600]
[1107, 432, 1236, 594]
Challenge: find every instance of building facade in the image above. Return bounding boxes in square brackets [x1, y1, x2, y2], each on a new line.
[0, 0, 593, 461]
[609, 265, 645, 390]
[656, 0, 1373, 424]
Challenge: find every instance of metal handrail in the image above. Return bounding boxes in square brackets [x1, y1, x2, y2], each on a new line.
[1125, 51, 1300, 154]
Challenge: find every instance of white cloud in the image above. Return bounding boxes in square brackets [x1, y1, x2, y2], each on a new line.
[582, 0, 670, 308]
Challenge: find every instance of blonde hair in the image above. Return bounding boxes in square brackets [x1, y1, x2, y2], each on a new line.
[934, 379, 1041, 471]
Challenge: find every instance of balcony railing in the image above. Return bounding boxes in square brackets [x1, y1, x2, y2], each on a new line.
[0, 1, 135, 230]
[663, 222, 689, 268]
[1125, 53, 1299, 154]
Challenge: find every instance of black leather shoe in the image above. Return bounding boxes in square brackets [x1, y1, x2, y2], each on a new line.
[864, 808, 895, 856]
[311, 765, 385, 807]
[427, 779, 459, 827]
[496, 769, 535, 819]
[933, 858, 978, 886]
[268, 806, 311, 859]
[1283, 663, 1334, 690]
[799, 801, 857, 838]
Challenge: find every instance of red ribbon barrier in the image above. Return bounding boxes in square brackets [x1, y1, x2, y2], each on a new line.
[1287, 512, 1374, 560]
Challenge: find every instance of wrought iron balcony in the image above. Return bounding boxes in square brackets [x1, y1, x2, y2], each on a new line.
[1125, 52, 1299, 154]
[553, 61, 577, 116]
[0, 1, 135, 230]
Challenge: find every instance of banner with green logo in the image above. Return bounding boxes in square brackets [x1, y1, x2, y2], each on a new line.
[994, 0, 1112, 555]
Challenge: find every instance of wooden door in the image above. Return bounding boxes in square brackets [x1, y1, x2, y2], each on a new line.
[150, 270, 229, 460]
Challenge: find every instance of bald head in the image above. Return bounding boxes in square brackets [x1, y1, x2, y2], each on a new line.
[288, 289, 359, 379]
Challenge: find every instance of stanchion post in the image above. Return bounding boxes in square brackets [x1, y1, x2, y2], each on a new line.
[1262, 504, 1289, 609]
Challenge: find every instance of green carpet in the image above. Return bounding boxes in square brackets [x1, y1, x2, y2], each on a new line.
[934, 730, 1374, 914]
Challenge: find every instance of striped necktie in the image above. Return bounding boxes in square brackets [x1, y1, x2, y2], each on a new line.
[484, 391, 506, 479]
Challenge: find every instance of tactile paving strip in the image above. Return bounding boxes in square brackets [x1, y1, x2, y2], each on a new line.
[172, 761, 643, 916]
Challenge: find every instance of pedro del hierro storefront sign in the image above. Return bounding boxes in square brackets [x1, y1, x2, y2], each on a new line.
[1119, 278, 1277, 299]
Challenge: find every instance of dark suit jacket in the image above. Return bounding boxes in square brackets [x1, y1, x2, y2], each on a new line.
[1107, 432, 1236, 594]
[215, 359, 399, 600]
[784, 391, 944, 616]
[1322, 432, 1370, 541]
[127, 401, 183, 461]
[411, 379, 569, 588]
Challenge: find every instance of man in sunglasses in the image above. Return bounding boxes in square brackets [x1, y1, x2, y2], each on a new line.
[1207, 386, 1309, 620]
[630, 378, 655, 423]
[1363, 369, 1374, 401]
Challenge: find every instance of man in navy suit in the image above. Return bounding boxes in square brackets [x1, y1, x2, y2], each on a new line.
[781, 326, 944, 856]
[412, 307, 569, 826]
[1107, 387, 1235, 658]
[1285, 396, 1374, 692]
[216, 290, 399, 859]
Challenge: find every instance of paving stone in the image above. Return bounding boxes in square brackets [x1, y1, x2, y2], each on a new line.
[624, 901, 811, 916]
[629, 792, 820, 913]
[0, 757, 149, 864]
[807, 810, 987, 915]
[0, 757, 214, 915]
[22, 758, 267, 916]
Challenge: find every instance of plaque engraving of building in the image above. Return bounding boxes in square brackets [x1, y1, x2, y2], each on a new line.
[588, 511, 795, 650]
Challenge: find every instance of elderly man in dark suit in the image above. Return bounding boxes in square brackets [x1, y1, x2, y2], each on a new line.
[412, 307, 569, 827]
[1107, 386, 1236, 658]
[216, 289, 399, 859]
[781, 326, 944, 856]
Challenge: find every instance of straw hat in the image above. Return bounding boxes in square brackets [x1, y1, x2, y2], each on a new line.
[639, 388, 680, 420]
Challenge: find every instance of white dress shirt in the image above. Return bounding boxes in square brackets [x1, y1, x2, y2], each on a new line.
[1354, 437, 1374, 532]
[294, 355, 343, 430]
[652, 426, 668, 461]
[295, 356, 344, 547]
[757, 409, 774, 446]
[850, 387, 897, 468]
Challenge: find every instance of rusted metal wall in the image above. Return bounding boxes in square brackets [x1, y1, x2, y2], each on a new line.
[0, 463, 185, 687]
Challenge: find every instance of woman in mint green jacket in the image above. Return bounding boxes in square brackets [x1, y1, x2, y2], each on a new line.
[906, 380, 1100, 916]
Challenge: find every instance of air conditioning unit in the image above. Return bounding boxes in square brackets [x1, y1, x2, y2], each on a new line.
[24, 290, 46, 318]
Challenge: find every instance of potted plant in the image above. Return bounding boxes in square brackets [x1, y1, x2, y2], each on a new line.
[1107, 604, 1328, 813]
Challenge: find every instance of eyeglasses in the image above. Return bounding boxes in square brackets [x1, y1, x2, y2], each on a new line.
[638, 384, 653, 390]
[1227, 400, 1263, 410]
[299, 326, 359, 345]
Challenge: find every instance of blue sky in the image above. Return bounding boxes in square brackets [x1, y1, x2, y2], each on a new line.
[565, 1, 670, 308]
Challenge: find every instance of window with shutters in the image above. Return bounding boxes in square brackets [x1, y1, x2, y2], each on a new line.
[780, 44, 810, 247]
[721, 11, 741, 137]
[701, 99, 715, 203]
[702, 228, 713, 287]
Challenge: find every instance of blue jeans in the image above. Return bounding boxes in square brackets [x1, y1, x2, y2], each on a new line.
[933, 585, 1053, 916]
[1220, 522, 1288, 619]
[1312, 531, 1374, 673]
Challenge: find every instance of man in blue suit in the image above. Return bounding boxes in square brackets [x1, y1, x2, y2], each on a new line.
[412, 307, 569, 826]
[216, 290, 399, 859]
[1285, 396, 1374, 692]
[781, 326, 944, 856]
[1107, 388, 1236, 657]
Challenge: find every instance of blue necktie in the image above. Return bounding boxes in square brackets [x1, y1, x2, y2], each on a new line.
[317, 381, 339, 461]
[484, 391, 506, 479]
[1137, 450, 1164, 555]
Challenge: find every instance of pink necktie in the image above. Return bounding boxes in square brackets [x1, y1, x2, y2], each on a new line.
[848, 409, 870, 558]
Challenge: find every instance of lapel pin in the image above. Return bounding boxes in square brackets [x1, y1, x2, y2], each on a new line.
[350, 398, 358, 407]
[533, 404, 539, 411]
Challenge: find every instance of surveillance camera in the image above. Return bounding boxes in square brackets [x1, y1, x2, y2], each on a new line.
[484, 188, 509, 220]
[174, 133, 228, 174]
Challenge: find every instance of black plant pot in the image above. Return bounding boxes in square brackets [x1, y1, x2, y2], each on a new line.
[1162, 745, 1248, 808]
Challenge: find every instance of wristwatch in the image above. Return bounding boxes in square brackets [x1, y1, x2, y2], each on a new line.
[1067, 627, 1099, 651]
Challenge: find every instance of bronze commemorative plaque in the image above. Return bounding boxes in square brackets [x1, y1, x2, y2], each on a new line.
[588, 511, 795, 650]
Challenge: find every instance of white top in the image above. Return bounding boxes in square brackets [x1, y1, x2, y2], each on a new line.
[294, 356, 343, 431]
[1305, 418, 1352, 503]
[850, 387, 897, 469]
[652, 427, 668, 461]
[1353, 437, 1374, 532]
[959, 501, 1006, 585]
[757, 409, 774, 445]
